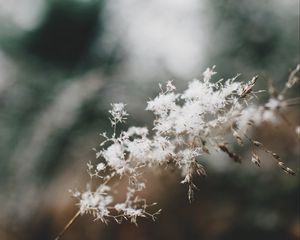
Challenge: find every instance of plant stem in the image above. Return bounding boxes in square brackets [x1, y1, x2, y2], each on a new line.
[54, 210, 81, 240]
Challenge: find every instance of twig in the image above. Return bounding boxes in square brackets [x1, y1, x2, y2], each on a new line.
[54, 210, 81, 240]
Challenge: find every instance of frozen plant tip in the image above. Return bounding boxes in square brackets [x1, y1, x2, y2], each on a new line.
[59, 66, 299, 239]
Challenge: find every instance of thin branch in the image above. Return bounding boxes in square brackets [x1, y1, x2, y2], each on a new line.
[54, 210, 81, 240]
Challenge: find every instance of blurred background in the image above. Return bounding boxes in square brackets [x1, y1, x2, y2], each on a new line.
[0, 0, 299, 239]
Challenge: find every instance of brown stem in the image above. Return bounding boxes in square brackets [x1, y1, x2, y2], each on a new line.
[54, 210, 81, 240]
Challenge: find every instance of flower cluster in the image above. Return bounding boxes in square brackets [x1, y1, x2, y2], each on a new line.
[72, 65, 299, 224]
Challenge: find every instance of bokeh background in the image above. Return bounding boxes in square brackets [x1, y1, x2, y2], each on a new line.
[0, 0, 299, 239]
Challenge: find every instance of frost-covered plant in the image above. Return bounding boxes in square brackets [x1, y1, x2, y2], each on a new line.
[57, 65, 299, 239]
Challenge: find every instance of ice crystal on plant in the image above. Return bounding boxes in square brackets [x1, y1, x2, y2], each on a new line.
[202, 65, 217, 82]
[109, 103, 128, 126]
[73, 65, 298, 224]
[77, 184, 113, 222]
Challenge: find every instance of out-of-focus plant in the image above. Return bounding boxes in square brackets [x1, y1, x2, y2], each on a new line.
[56, 65, 299, 240]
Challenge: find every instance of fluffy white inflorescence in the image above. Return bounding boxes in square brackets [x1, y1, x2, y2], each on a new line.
[73, 66, 298, 224]
[109, 103, 128, 126]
